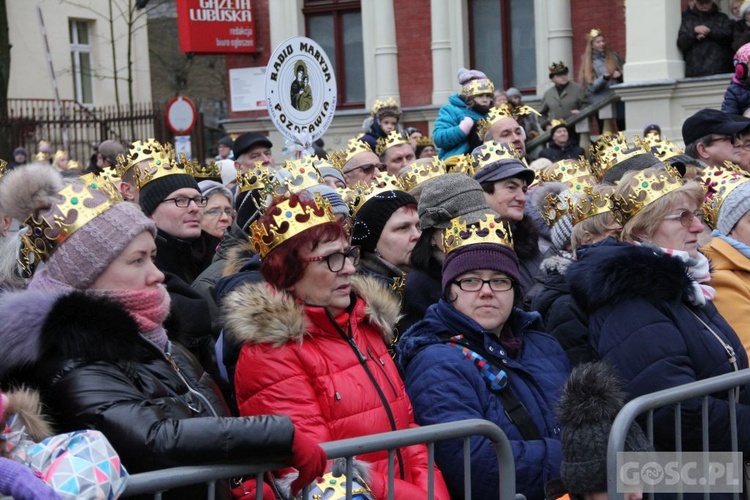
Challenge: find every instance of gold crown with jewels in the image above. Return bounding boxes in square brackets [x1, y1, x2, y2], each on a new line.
[476, 104, 540, 139]
[18, 180, 123, 277]
[399, 156, 446, 192]
[345, 175, 406, 216]
[538, 158, 592, 185]
[588, 133, 651, 181]
[275, 155, 326, 194]
[376, 131, 411, 157]
[610, 167, 684, 225]
[444, 212, 514, 255]
[190, 159, 223, 181]
[248, 193, 337, 259]
[415, 136, 434, 148]
[237, 163, 278, 195]
[330, 137, 373, 171]
[370, 97, 400, 117]
[549, 61, 568, 75]
[132, 147, 192, 190]
[461, 79, 495, 99]
[540, 190, 573, 228]
[635, 136, 684, 164]
[0, 159, 8, 181]
[587, 28, 603, 42]
[570, 183, 616, 226]
[445, 153, 475, 177]
[702, 167, 750, 229]
[116, 139, 172, 178]
[471, 140, 528, 176]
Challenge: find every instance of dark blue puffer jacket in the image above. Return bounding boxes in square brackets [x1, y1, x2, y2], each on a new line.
[396, 300, 570, 500]
[567, 238, 750, 453]
[721, 81, 750, 116]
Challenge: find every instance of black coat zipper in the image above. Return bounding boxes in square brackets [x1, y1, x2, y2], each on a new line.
[366, 346, 399, 398]
[326, 310, 406, 481]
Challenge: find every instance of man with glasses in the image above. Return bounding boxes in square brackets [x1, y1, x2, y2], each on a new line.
[341, 147, 382, 187]
[682, 108, 750, 167]
[733, 130, 750, 171]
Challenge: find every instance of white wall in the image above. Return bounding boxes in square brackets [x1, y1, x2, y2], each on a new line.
[7, 0, 151, 105]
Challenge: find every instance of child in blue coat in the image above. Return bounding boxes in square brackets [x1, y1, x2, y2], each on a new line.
[434, 68, 494, 161]
[722, 42, 750, 115]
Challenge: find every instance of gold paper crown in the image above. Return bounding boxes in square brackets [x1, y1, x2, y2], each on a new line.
[476, 104, 540, 139]
[399, 157, 446, 192]
[443, 212, 514, 255]
[133, 148, 194, 190]
[192, 161, 222, 180]
[376, 131, 410, 157]
[248, 194, 337, 258]
[702, 167, 750, 229]
[98, 166, 121, 185]
[461, 79, 495, 98]
[471, 140, 527, 176]
[587, 28, 603, 41]
[330, 138, 373, 171]
[549, 61, 568, 75]
[0, 159, 8, 181]
[610, 168, 683, 225]
[446, 153, 475, 177]
[116, 139, 171, 177]
[237, 163, 276, 194]
[570, 183, 615, 226]
[346, 175, 406, 216]
[588, 133, 651, 180]
[635, 136, 684, 164]
[276, 155, 326, 194]
[722, 160, 749, 175]
[370, 97, 400, 117]
[415, 136, 434, 148]
[35, 152, 49, 162]
[540, 191, 572, 228]
[538, 158, 592, 185]
[549, 119, 567, 130]
[18, 181, 122, 277]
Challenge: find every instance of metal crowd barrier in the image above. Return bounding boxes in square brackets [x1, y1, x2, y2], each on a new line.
[606, 369, 750, 500]
[123, 418, 516, 499]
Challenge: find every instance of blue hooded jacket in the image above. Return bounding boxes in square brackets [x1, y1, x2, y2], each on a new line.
[433, 94, 488, 161]
[396, 299, 570, 500]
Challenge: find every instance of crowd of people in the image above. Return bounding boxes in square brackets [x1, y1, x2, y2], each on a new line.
[3, 7, 750, 499]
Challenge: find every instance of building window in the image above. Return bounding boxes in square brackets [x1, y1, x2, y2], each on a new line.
[469, 0, 536, 92]
[303, 0, 364, 108]
[69, 20, 94, 104]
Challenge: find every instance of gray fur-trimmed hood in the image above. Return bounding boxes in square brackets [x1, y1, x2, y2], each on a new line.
[222, 274, 401, 347]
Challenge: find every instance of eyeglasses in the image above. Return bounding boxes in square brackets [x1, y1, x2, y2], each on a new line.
[304, 246, 361, 272]
[663, 209, 704, 227]
[204, 207, 236, 218]
[452, 277, 514, 292]
[161, 196, 208, 208]
[735, 141, 750, 152]
[707, 135, 735, 146]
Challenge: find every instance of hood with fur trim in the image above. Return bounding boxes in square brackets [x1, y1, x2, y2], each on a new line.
[567, 238, 693, 315]
[222, 274, 400, 347]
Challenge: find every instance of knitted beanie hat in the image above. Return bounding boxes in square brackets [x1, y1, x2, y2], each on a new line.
[352, 190, 417, 252]
[442, 242, 520, 290]
[139, 173, 200, 216]
[558, 363, 653, 496]
[458, 67, 494, 99]
[304, 184, 350, 218]
[418, 174, 489, 230]
[718, 181, 750, 235]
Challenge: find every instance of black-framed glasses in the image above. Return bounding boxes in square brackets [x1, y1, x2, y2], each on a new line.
[161, 196, 208, 208]
[663, 209, 704, 227]
[707, 134, 735, 146]
[204, 207, 236, 218]
[305, 246, 361, 272]
[452, 277, 514, 292]
[346, 163, 385, 175]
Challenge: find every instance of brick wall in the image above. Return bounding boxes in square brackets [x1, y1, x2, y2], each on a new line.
[394, 0, 433, 107]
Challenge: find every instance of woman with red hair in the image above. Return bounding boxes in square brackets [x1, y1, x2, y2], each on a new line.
[222, 193, 449, 499]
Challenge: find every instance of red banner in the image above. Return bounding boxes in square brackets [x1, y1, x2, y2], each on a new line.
[176, 0, 256, 54]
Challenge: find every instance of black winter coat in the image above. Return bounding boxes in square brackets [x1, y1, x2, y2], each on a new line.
[155, 229, 220, 285]
[537, 143, 586, 163]
[568, 239, 750, 453]
[530, 254, 594, 367]
[0, 290, 296, 476]
[678, 5, 734, 77]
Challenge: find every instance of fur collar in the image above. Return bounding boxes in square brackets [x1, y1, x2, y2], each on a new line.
[222, 274, 400, 347]
[568, 239, 692, 315]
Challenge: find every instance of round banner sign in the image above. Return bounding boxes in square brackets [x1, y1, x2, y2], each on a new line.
[265, 37, 337, 144]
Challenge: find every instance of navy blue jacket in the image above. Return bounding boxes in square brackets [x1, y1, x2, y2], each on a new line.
[568, 239, 750, 452]
[721, 81, 750, 116]
[396, 300, 569, 500]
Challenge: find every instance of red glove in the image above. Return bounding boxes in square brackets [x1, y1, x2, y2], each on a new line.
[289, 430, 327, 495]
[230, 478, 275, 499]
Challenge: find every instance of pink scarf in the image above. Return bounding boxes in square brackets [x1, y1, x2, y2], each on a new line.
[102, 286, 171, 349]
